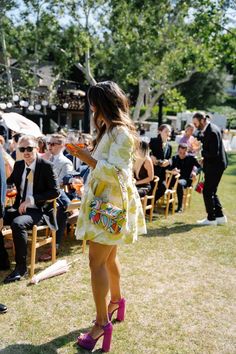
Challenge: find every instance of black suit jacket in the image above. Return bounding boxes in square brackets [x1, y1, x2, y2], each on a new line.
[170, 155, 201, 181]
[149, 135, 172, 180]
[202, 123, 228, 172]
[7, 157, 60, 230]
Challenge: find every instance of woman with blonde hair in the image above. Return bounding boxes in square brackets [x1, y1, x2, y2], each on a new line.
[66, 81, 146, 352]
[179, 123, 201, 155]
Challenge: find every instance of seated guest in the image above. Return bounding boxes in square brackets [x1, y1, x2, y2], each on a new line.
[0, 137, 15, 178]
[169, 143, 201, 212]
[0, 145, 9, 271]
[179, 123, 201, 156]
[39, 134, 73, 261]
[47, 134, 74, 183]
[0, 135, 60, 283]
[149, 124, 172, 202]
[37, 136, 49, 159]
[133, 141, 154, 197]
[9, 133, 22, 161]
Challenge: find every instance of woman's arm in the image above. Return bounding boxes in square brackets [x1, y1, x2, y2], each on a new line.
[91, 128, 134, 184]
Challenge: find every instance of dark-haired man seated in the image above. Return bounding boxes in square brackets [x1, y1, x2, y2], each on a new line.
[170, 143, 201, 212]
[0, 135, 60, 283]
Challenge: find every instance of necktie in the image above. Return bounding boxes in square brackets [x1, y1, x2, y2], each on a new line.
[22, 168, 31, 202]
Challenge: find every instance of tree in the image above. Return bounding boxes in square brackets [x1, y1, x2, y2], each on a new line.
[0, 1, 18, 97]
[97, 0, 232, 120]
[179, 70, 226, 109]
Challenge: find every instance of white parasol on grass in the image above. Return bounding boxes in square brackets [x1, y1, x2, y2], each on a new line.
[1, 112, 42, 137]
[30, 260, 70, 284]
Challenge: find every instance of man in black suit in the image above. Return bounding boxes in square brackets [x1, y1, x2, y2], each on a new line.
[169, 143, 201, 212]
[192, 113, 228, 225]
[0, 135, 60, 283]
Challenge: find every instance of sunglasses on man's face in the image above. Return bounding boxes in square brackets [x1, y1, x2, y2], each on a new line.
[19, 146, 35, 153]
[47, 142, 60, 147]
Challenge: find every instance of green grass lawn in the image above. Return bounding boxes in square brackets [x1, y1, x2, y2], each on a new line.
[0, 154, 236, 354]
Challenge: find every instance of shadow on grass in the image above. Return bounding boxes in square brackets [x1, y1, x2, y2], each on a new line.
[144, 221, 203, 237]
[0, 328, 104, 353]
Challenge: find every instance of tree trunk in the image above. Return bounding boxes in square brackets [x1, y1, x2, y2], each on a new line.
[139, 90, 164, 121]
[132, 79, 150, 121]
[138, 70, 197, 121]
[0, 16, 14, 97]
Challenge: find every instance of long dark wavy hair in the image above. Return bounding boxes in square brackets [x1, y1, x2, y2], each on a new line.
[87, 81, 138, 147]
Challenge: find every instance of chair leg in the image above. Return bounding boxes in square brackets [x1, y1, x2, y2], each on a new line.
[165, 194, 170, 218]
[188, 188, 193, 209]
[69, 224, 75, 239]
[142, 196, 148, 218]
[183, 190, 187, 210]
[30, 225, 37, 278]
[51, 230, 56, 263]
[149, 208, 153, 222]
[172, 195, 175, 215]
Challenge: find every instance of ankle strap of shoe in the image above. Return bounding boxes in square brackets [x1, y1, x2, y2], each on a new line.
[94, 321, 111, 329]
[110, 299, 121, 304]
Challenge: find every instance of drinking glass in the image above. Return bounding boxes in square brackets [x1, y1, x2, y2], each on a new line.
[70, 177, 84, 199]
[6, 184, 17, 198]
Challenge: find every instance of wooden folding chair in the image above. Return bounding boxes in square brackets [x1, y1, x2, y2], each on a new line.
[28, 198, 58, 278]
[2, 199, 58, 278]
[183, 185, 193, 210]
[141, 176, 159, 222]
[66, 200, 86, 253]
[182, 175, 196, 210]
[164, 170, 180, 218]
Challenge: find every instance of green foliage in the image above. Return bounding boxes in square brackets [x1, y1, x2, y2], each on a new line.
[163, 88, 187, 115]
[215, 29, 236, 82]
[179, 70, 226, 109]
[0, 0, 235, 113]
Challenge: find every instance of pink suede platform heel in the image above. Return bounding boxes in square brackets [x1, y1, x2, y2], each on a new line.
[108, 298, 126, 321]
[77, 321, 113, 352]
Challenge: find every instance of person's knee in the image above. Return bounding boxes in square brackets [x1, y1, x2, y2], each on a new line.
[11, 219, 25, 232]
[89, 254, 106, 271]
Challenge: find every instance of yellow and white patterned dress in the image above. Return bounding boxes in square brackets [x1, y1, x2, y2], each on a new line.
[75, 126, 146, 245]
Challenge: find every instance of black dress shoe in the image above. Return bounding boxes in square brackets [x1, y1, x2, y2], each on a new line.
[3, 268, 28, 284]
[175, 207, 183, 213]
[0, 304, 7, 314]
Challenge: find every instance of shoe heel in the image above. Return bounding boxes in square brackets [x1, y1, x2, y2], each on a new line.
[101, 322, 113, 352]
[116, 298, 126, 321]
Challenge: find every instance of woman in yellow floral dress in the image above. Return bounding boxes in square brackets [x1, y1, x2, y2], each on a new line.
[66, 81, 146, 352]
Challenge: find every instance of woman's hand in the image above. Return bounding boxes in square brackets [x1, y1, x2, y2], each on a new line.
[66, 144, 97, 169]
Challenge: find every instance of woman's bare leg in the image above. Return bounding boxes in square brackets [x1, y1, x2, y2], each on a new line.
[106, 246, 122, 312]
[88, 241, 114, 337]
